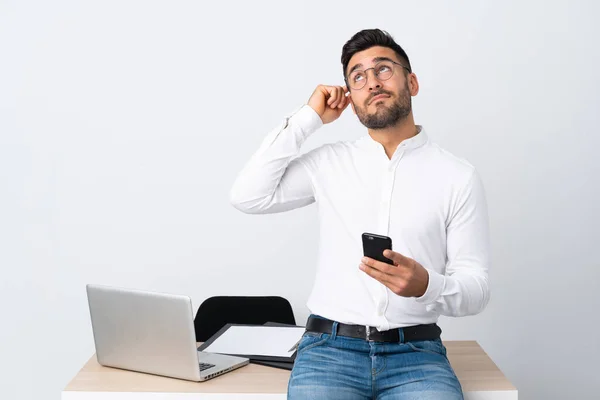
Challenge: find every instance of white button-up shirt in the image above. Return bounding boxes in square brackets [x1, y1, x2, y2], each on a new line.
[231, 105, 491, 330]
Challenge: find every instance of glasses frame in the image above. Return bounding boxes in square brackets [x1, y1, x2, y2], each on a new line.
[345, 60, 411, 90]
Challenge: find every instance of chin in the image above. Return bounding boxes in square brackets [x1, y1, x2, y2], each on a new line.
[370, 100, 389, 110]
[371, 105, 390, 115]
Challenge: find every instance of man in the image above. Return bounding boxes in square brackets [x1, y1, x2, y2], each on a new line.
[230, 29, 491, 400]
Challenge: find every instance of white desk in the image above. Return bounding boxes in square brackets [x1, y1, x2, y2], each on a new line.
[63, 341, 517, 399]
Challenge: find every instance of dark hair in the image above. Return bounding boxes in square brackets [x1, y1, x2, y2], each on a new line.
[341, 29, 412, 80]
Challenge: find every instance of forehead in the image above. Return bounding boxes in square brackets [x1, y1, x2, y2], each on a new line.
[347, 46, 400, 72]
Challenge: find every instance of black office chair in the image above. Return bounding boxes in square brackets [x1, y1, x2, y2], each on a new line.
[193, 296, 296, 342]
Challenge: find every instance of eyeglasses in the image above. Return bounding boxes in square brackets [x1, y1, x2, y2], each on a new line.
[346, 60, 411, 90]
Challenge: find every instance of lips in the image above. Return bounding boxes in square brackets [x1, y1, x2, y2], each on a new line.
[370, 94, 390, 104]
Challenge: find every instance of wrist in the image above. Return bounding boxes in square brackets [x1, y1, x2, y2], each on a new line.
[414, 265, 430, 298]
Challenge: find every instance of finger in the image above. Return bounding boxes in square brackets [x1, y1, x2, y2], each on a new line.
[361, 257, 397, 276]
[331, 87, 341, 108]
[359, 262, 394, 285]
[360, 264, 406, 295]
[327, 86, 337, 106]
[331, 87, 339, 108]
[338, 87, 346, 108]
[383, 250, 413, 268]
[360, 262, 407, 295]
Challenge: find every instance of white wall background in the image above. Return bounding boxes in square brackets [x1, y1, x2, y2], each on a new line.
[1, 0, 599, 398]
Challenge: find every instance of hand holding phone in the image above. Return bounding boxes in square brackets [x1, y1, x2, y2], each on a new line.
[362, 233, 394, 265]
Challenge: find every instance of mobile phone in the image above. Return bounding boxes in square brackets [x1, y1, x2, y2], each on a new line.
[362, 233, 394, 265]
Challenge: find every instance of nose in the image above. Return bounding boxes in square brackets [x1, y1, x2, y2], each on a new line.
[367, 71, 382, 91]
[368, 81, 382, 91]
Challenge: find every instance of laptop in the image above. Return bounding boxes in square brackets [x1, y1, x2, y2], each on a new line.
[86, 284, 249, 382]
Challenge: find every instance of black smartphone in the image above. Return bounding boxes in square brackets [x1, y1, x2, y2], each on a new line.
[362, 232, 394, 265]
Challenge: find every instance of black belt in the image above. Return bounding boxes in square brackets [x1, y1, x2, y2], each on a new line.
[306, 316, 441, 343]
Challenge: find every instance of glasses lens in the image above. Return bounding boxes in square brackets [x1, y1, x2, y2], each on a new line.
[349, 71, 366, 90]
[375, 63, 394, 81]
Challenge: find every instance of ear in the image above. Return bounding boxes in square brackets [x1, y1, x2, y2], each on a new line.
[408, 73, 420, 96]
[349, 94, 356, 114]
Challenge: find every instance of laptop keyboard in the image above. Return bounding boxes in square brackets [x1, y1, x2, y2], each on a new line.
[199, 362, 215, 372]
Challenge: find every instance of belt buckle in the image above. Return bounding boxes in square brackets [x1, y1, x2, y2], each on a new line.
[365, 325, 372, 341]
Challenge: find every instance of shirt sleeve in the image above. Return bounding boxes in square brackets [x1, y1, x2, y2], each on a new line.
[230, 104, 323, 214]
[414, 169, 492, 317]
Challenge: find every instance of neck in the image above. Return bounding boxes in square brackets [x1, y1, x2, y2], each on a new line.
[368, 113, 418, 159]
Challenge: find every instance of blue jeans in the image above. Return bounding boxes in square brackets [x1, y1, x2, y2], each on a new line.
[288, 318, 463, 400]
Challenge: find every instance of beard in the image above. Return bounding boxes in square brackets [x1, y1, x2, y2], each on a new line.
[355, 82, 412, 130]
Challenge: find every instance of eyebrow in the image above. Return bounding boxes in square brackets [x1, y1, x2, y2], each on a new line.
[348, 56, 396, 76]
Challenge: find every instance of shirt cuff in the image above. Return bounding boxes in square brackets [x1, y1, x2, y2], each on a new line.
[414, 268, 445, 306]
[287, 104, 323, 138]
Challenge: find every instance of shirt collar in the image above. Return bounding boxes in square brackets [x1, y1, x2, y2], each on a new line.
[360, 125, 429, 153]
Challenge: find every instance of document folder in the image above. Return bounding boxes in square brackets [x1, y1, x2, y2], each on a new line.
[197, 323, 306, 363]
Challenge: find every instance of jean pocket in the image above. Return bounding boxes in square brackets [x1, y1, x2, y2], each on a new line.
[297, 332, 328, 356]
[406, 338, 447, 357]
